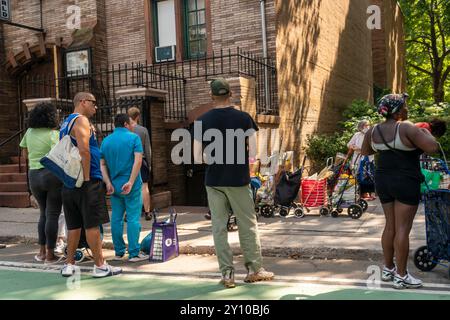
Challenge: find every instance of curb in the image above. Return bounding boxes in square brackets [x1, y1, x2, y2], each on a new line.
[0, 236, 384, 261]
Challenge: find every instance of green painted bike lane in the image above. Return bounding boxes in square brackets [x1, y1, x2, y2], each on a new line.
[1, 270, 450, 300]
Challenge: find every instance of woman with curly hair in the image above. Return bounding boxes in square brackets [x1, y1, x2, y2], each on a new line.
[361, 93, 438, 289]
[20, 102, 63, 264]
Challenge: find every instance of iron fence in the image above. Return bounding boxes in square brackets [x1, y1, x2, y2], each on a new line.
[148, 47, 278, 115]
[18, 48, 278, 131]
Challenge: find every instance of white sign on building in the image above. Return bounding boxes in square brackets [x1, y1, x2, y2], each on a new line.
[0, 0, 11, 22]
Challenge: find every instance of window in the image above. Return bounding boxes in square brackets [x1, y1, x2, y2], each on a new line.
[184, 0, 207, 59]
[154, 0, 177, 47]
[149, 0, 209, 62]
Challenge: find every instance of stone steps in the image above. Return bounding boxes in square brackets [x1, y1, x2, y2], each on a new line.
[0, 164, 26, 173]
[0, 173, 28, 183]
[0, 192, 31, 208]
[0, 182, 28, 192]
[0, 158, 31, 208]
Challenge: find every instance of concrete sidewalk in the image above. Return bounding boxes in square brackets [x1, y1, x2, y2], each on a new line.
[0, 200, 427, 260]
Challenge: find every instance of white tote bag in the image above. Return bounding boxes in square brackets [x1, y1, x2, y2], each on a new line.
[40, 116, 84, 188]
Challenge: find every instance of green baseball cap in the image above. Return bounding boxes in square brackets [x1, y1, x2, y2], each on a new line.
[210, 78, 230, 96]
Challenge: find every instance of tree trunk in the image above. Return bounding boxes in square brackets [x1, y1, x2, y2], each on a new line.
[433, 73, 445, 103]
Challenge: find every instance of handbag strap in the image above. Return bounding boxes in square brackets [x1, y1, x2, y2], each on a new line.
[169, 207, 177, 222]
[152, 208, 159, 223]
[66, 115, 81, 137]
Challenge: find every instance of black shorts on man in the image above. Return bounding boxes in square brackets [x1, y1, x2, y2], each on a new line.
[140, 158, 150, 183]
[62, 180, 110, 230]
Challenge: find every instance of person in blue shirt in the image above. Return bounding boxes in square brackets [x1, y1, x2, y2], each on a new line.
[100, 113, 149, 262]
[60, 92, 121, 278]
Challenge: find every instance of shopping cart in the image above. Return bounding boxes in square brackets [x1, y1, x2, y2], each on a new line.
[327, 153, 367, 219]
[420, 156, 450, 193]
[413, 189, 450, 278]
[256, 152, 304, 218]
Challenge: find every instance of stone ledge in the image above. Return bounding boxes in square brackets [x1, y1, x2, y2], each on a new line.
[22, 98, 73, 111]
[115, 87, 168, 99]
[164, 120, 186, 129]
[256, 114, 281, 125]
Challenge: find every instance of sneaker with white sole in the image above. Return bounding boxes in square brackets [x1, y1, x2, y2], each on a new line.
[393, 272, 423, 289]
[381, 265, 396, 282]
[244, 268, 274, 283]
[61, 263, 76, 277]
[112, 254, 125, 261]
[220, 270, 236, 289]
[54, 242, 66, 255]
[93, 263, 123, 278]
[129, 253, 149, 262]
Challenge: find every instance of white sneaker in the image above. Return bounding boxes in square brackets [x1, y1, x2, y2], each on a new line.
[61, 263, 76, 277]
[93, 263, 123, 278]
[129, 253, 149, 263]
[393, 272, 423, 289]
[381, 265, 396, 282]
[54, 242, 66, 255]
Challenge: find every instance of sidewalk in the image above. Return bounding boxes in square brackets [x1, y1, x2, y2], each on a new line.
[0, 200, 427, 260]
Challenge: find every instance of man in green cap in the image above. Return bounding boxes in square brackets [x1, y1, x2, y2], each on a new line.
[194, 78, 274, 288]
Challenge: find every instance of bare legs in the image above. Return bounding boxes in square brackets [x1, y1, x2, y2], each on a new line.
[394, 202, 418, 276]
[66, 229, 81, 265]
[66, 227, 105, 267]
[85, 227, 105, 267]
[381, 201, 418, 275]
[381, 202, 395, 269]
[142, 182, 151, 213]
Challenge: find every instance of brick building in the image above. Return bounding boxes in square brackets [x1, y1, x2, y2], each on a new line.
[0, 0, 406, 207]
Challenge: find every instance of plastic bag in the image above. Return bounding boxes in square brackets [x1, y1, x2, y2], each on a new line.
[140, 232, 153, 254]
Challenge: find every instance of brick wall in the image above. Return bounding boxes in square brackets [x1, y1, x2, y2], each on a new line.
[149, 97, 168, 186]
[372, 0, 406, 93]
[210, 0, 276, 59]
[3, 0, 98, 53]
[383, 0, 406, 93]
[276, 0, 374, 167]
[104, 0, 147, 66]
[0, 25, 19, 161]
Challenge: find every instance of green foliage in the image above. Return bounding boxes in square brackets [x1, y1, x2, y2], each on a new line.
[408, 101, 450, 120]
[305, 100, 380, 171]
[304, 132, 349, 172]
[373, 85, 391, 105]
[399, 0, 450, 103]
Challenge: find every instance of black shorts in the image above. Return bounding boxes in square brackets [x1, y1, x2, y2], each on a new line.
[375, 173, 421, 206]
[141, 158, 150, 183]
[62, 180, 110, 230]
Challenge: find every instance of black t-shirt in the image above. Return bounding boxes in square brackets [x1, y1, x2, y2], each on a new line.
[196, 107, 259, 187]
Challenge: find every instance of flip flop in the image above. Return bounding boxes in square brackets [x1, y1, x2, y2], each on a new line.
[44, 256, 65, 265]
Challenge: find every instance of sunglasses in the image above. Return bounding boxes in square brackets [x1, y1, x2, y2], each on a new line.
[84, 99, 97, 106]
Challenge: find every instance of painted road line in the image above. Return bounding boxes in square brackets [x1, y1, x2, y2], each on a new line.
[0, 267, 449, 299]
[1, 260, 450, 295]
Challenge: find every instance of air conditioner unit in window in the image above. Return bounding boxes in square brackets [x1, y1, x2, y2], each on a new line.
[155, 45, 176, 63]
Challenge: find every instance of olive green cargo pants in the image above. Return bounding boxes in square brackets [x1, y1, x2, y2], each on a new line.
[206, 185, 262, 276]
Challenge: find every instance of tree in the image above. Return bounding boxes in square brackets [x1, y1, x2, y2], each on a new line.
[400, 0, 450, 103]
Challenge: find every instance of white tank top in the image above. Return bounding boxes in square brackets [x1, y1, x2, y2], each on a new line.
[371, 122, 416, 152]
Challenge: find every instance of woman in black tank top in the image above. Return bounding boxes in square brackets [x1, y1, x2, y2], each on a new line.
[361, 93, 438, 289]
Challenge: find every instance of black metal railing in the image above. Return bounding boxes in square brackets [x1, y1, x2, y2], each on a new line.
[0, 129, 26, 173]
[18, 64, 187, 121]
[18, 48, 278, 130]
[148, 47, 278, 115]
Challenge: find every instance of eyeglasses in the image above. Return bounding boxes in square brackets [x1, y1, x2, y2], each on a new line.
[84, 99, 97, 106]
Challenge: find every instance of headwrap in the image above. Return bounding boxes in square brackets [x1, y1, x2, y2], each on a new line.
[377, 93, 409, 117]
